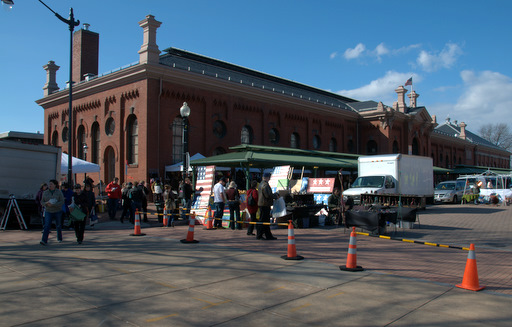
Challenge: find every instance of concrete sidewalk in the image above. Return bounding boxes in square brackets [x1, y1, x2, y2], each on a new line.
[1, 203, 511, 326]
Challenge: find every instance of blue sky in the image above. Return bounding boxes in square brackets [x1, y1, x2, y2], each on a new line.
[1, 0, 511, 135]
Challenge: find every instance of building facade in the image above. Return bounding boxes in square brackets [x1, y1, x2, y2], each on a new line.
[36, 15, 510, 185]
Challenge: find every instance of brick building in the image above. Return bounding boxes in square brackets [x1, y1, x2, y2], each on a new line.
[36, 15, 510, 185]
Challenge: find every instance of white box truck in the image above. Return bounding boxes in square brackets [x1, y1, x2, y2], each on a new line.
[342, 154, 433, 207]
[0, 140, 61, 227]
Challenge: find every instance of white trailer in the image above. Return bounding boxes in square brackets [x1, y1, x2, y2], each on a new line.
[343, 154, 434, 207]
[0, 141, 61, 226]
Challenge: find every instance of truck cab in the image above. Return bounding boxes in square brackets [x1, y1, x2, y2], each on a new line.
[343, 175, 396, 204]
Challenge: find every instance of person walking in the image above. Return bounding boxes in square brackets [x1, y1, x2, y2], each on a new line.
[179, 177, 194, 221]
[120, 182, 132, 223]
[152, 178, 164, 202]
[225, 181, 242, 230]
[105, 177, 121, 220]
[84, 183, 97, 228]
[163, 184, 177, 227]
[257, 173, 277, 240]
[61, 182, 74, 230]
[129, 181, 144, 223]
[40, 179, 65, 246]
[213, 177, 227, 228]
[35, 182, 48, 226]
[246, 180, 259, 235]
[140, 180, 149, 222]
[70, 184, 89, 244]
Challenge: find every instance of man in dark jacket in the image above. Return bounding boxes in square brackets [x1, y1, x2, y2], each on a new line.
[129, 181, 144, 223]
[256, 173, 277, 240]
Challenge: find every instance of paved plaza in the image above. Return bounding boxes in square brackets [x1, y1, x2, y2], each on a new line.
[1, 204, 511, 326]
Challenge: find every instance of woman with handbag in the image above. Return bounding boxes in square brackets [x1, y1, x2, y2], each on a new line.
[70, 184, 89, 244]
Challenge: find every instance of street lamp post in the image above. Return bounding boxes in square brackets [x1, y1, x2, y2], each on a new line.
[83, 143, 88, 161]
[180, 102, 191, 183]
[4, 1, 80, 185]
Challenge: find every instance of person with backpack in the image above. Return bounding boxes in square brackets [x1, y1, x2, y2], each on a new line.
[246, 180, 259, 235]
[179, 177, 194, 221]
[225, 181, 241, 230]
[129, 181, 144, 223]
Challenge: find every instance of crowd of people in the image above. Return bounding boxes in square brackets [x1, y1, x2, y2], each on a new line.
[40, 171, 347, 245]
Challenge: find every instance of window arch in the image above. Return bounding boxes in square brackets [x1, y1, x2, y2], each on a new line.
[62, 126, 69, 143]
[366, 140, 378, 155]
[241, 125, 253, 145]
[411, 137, 419, 155]
[77, 125, 85, 159]
[329, 138, 337, 152]
[347, 139, 355, 153]
[51, 130, 58, 146]
[312, 135, 321, 149]
[269, 128, 280, 145]
[290, 132, 300, 149]
[91, 122, 100, 164]
[126, 115, 138, 164]
[392, 141, 399, 154]
[172, 117, 184, 164]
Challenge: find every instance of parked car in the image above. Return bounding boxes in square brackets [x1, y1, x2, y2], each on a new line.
[434, 180, 465, 203]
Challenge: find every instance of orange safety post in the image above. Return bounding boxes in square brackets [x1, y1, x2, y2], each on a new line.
[205, 205, 216, 230]
[339, 227, 363, 271]
[456, 243, 485, 291]
[130, 209, 146, 236]
[163, 205, 169, 227]
[281, 220, 304, 260]
[180, 212, 199, 243]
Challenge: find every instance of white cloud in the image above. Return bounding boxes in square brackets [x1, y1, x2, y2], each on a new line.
[344, 43, 366, 60]
[429, 70, 512, 130]
[330, 52, 338, 59]
[417, 43, 462, 72]
[337, 71, 416, 101]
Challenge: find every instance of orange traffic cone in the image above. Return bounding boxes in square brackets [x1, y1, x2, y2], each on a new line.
[163, 205, 169, 227]
[130, 209, 146, 236]
[180, 212, 199, 243]
[281, 220, 304, 260]
[340, 227, 363, 271]
[456, 244, 485, 291]
[205, 205, 216, 230]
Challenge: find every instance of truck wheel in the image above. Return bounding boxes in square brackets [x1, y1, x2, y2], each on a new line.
[453, 195, 458, 204]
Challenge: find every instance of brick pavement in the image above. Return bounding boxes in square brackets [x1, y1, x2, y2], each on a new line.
[2, 203, 511, 296]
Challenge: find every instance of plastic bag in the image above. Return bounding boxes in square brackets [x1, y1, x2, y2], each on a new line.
[272, 197, 287, 218]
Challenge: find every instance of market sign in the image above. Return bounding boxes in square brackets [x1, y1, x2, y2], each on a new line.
[307, 178, 335, 193]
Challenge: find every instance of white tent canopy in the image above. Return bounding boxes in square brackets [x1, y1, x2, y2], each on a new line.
[61, 153, 100, 174]
[165, 153, 205, 172]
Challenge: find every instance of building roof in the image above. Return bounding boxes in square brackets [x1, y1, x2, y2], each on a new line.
[159, 47, 358, 113]
[434, 119, 507, 151]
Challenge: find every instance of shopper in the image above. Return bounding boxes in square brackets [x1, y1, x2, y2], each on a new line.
[40, 179, 65, 246]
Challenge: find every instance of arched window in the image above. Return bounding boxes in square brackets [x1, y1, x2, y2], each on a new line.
[241, 125, 253, 144]
[213, 120, 227, 139]
[312, 135, 321, 149]
[290, 132, 300, 149]
[51, 131, 58, 146]
[91, 122, 100, 164]
[411, 138, 419, 155]
[269, 128, 280, 144]
[77, 125, 85, 159]
[172, 117, 183, 164]
[105, 117, 115, 136]
[347, 139, 354, 153]
[445, 155, 450, 168]
[126, 115, 138, 164]
[329, 138, 337, 152]
[62, 126, 69, 143]
[366, 140, 378, 155]
[392, 141, 399, 154]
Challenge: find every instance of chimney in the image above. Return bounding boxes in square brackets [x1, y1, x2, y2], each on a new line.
[43, 61, 60, 96]
[459, 122, 467, 140]
[138, 15, 162, 65]
[407, 90, 419, 108]
[395, 85, 407, 112]
[72, 24, 99, 83]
